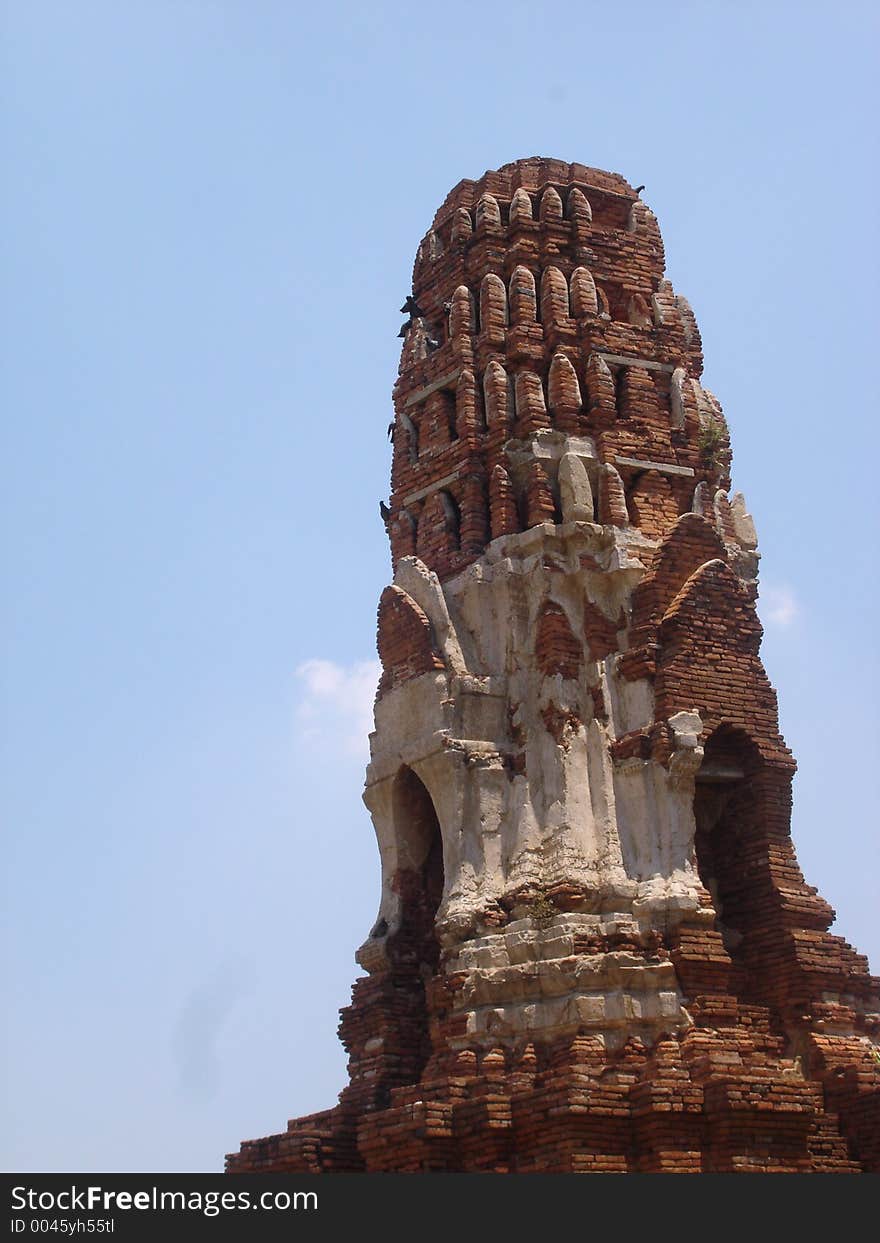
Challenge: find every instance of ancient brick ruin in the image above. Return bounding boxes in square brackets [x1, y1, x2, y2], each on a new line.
[228, 158, 879, 1174]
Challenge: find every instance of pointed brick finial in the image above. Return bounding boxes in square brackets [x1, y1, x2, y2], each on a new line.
[598, 462, 629, 526]
[454, 1049, 477, 1074]
[451, 206, 473, 242]
[538, 185, 563, 223]
[449, 285, 475, 364]
[671, 366, 688, 429]
[481, 1046, 507, 1074]
[691, 480, 712, 518]
[525, 459, 556, 527]
[450, 285, 474, 336]
[490, 463, 519, 539]
[566, 187, 592, 225]
[519, 1043, 538, 1072]
[456, 368, 479, 438]
[675, 293, 703, 370]
[540, 266, 570, 325]
[714, 488, 737, 543]
[570, 267, 598, 316]
[509, 187, 533, 224]
[483, 360, 512, 427]
[548, 352, 582, 433]
[509, 265, 537, 324]
[514, 370, 550, 435]
[586, 353, 616, 426]
[475, 192, 502, 230]
[480, 272, 508, 342]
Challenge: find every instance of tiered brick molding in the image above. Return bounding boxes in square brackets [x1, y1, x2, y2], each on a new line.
[228, 158, 879, 1174]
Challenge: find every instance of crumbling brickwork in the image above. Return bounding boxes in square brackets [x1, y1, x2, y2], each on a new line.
[229, 158, 878, 1174]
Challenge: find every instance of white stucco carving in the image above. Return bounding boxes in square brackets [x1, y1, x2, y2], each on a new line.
[361, 521, 720, 1045]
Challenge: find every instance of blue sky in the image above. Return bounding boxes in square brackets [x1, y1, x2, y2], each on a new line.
[2, 1, 878, 1172]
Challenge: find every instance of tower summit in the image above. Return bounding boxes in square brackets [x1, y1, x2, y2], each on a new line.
[229, 158, 879, 1173]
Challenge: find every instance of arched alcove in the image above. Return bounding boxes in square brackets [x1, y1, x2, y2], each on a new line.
[692, 726, 760, 960]
[390, 765, 445, 976]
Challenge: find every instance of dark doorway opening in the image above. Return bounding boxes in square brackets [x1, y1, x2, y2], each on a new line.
[391, 766, 445, 977]
[692, 726, 757, 961]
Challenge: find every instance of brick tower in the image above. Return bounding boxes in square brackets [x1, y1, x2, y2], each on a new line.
[228, 158, 879, 1174]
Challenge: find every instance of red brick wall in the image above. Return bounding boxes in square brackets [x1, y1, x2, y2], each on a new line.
[376, 585, 444, 691]
[385, 159, 721, 579]
[535, 602, 583, 679]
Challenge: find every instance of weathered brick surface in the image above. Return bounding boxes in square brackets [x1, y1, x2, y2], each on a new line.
[655, 561, 787, 761]
[583, 598, 622, 661]
[535, 602, 582, 679]
[626, 468, 679, 542]
[229, 158, 878, 1175]
[489, 462, 518, 538]
[629, 513, 728, 648]
[381, 157, 735, 581]
[376, 585, 444, 692]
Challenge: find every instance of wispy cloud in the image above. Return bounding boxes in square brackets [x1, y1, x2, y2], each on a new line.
[172, 957, 252, 1104]
[762, 584, 799, 627]
[294, 657, 381, 757]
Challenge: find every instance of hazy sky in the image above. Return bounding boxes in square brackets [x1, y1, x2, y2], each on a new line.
[2, 1, 878, 1172]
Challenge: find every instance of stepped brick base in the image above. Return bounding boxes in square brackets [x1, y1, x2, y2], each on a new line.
[229, 917, 879, 1173]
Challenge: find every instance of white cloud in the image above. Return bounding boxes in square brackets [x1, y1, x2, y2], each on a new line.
[294, 657, 381, 758]
[761, 584, 799, 627]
